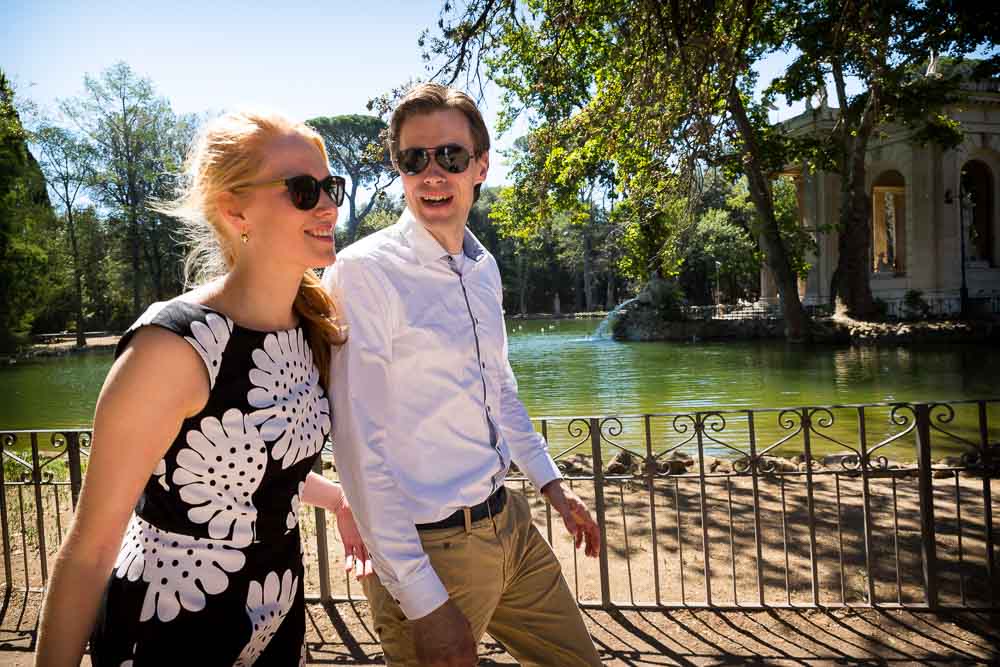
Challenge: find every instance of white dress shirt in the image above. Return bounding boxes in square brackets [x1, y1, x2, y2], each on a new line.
[323, 210, 562, 619]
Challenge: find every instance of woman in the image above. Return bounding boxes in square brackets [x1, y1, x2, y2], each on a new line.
[36, 110, 370, 666]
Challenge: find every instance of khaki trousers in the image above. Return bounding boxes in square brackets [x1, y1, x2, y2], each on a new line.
[362, 489, 602, 666]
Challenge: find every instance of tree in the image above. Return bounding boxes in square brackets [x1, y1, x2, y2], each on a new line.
[61, 62, 174, 318]
[423, 0, 814, 339]
[769, 0, 1000, 318]
[0, 70, 58, 351]
[307, 115, 398, 244]
[33, 123, 95, 346]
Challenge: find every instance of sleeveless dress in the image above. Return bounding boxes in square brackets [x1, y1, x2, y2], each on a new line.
[89, 300, 330, 666]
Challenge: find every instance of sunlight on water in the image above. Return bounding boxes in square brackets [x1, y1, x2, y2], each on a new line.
[2, 318, 997, 461]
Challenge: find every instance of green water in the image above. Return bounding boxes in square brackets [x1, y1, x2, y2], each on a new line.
[2, 318, 997, 460]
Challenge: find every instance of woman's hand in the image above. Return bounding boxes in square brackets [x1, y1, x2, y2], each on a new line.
[334, 505, 373, 580]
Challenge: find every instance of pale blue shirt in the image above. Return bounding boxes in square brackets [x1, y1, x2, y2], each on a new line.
[322, 210, 562, 619]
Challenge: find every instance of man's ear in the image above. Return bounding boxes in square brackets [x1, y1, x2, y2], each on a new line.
[474, 151, 490, 185]
[216, 191, 247, 235]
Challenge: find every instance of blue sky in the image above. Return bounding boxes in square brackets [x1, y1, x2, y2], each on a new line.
[3, 0, 804, 189]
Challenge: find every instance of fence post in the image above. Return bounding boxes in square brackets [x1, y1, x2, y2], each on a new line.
[589, 417, 611, 608]
[67, 432, 84, 509]
[0, 433, 12, 591]
[30, 433, 49, 584]
[914, 403, 939, 608]
[312, 456, 332, 603]
[977, 401, 994, 607]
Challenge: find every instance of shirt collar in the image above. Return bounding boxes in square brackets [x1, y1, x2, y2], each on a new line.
[398, 208, 487, 267]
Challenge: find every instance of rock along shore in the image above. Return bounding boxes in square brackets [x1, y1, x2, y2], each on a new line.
[611, 297, 999, 345]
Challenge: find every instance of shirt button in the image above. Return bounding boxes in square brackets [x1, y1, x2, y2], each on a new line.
[481, 362, 486, 368]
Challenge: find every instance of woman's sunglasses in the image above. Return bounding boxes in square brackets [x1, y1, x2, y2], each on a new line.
[396, 144, 474, 176]
[237, 174, 346, 210]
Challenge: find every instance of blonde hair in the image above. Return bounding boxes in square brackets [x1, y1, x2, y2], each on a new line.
[158, 110, 346, 388]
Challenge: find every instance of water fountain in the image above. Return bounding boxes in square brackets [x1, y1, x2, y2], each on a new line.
[592, 298, 637, 339]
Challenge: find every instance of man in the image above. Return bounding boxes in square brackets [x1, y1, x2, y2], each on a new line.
[322, 83, 603, 667]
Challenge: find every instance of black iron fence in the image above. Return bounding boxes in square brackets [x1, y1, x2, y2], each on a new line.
[3, 399, 998, 610]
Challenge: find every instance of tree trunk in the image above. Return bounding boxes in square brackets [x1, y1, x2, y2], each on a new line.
[345, 180, 360, 244]
[830, 92, 877, 319]
[517, 254, 528, 315]
[727, 88, 809, 341]
[582, 229, 594, 311]
[129, 208, 141, 318]
[606, 269, 616, 309]
[66, 206, 86, 348]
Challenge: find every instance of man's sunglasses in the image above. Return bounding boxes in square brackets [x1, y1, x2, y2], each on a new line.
[397, 144, 474, 176]
[237, 174, 346, 209]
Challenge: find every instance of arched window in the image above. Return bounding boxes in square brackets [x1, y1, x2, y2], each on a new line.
[960, 160, 995, 267]
[871, 170, 906, 274]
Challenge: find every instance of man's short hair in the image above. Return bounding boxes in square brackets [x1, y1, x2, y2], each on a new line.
[388, 83, 491, 202]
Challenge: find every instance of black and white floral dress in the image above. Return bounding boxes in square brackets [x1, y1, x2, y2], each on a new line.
[90, 300, 329, 666]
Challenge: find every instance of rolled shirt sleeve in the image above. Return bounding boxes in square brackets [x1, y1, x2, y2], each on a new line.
[323, 258, 449, 620]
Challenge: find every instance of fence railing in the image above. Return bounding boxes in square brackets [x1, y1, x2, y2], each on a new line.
[3, 399, 998, 610]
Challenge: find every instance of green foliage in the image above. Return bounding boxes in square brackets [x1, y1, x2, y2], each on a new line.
[677, 208, 759, 304]
[902, 289, 931, 320]
[0, 70, 59, 350]
[307, 114, 397, 242]
[726, 176, 816, 279]
[60, 62, 190, 316]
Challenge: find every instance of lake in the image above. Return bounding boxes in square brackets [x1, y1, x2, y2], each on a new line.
[2, 318, 997, 460]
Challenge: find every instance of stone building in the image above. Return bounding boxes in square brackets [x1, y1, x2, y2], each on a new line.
[760, 76, 1000, 317]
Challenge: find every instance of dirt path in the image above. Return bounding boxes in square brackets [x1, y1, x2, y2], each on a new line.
[1, 592, 996, 665]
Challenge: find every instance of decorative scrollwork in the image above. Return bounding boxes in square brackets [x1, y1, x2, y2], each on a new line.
[732, 454, 781, 475]
[808, 407, 835, 429]
[669, 414, 699, 449]
[777, 409, 803, 432]
[930, 402, 956, 425]
[567, 418, 590, 441]
[927, 402, 980, 451]
[49, 432, 68, 450]
[549, 418, 594, 461]
[702, 412, 727, 433]
[599, 417, 623, 445]
[856, 404, 917, 470]
[889, 403, 915, 427]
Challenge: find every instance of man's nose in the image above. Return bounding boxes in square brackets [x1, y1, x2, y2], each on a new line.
[422, 157, 448, 183]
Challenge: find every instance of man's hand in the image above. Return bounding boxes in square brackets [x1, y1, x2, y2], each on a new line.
[334, 505, 374, 580]
[542, 480, 601, 558]
[412, 599, 477, 666]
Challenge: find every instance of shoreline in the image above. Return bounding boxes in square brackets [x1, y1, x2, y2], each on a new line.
[2, 335, 120, 364]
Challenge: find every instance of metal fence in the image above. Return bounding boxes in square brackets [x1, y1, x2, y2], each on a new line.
[2, 399, 998, 610]
[677, 302, 836, 321]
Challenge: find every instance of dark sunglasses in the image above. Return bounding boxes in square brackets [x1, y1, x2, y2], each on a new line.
[237, 174, 346, 209]
[397, 144, 474, 176]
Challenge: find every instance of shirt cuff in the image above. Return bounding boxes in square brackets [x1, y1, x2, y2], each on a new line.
[517, 441, 563, 492]
[384, 564, 450, 620]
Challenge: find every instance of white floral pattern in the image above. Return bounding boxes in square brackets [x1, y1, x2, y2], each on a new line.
[153, 458, 169, 491]
[247, 329, 330, 469]
[114, 515, 246, 622]
[286, 481, 304, 532]
[100, 302, 320, 663]
[234, 569, 298, 667]
[173, 409, 267, 548]
[119, 642, 136, 667]
[185, 313, 234, 389]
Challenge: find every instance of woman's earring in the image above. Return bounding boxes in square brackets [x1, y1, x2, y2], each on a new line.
[240, 228, 249, 244]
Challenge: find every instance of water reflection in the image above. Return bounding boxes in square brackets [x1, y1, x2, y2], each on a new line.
[2, 318, 998, 459]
